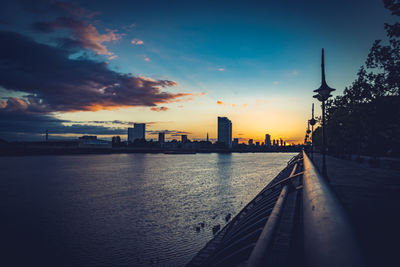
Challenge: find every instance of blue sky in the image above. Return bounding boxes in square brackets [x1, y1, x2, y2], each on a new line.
[0, 0, 395, 142]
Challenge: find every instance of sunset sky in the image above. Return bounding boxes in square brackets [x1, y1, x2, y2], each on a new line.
[0, 0, 394, 143]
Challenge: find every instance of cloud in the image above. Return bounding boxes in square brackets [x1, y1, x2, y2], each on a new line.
[32, 17, 123, 56]
[273, 81, 279, 85]
[216, 100, 245, 108]
[217, 68, 225, 71]
[19, 0, 100, 18]
[51, 1, 101, 18]
[146, 130, 192, 137]
[0, 111, 127, 141]
[131, 38, 144, 45]
[150, 107, 168, 112]
[143, 56, 150, 62]
[123, 23, 136, 30]
[0, 31, 194, 113]
[292, 70, 299, 75]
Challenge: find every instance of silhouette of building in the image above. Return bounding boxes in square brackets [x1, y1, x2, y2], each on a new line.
[265, 134, 271, 146]
[78, 135, 111, 148]
[206, 132, 209, 142]
[280, 139, 283, 146]
[158, 132, 165, 143]
[233, 138, 239, 146]
[256, 141, 260, 146]
[218, 117, 232, 148]
[181, 135, 188, 143]
[128, 123, 146, 142]
[249, 139, 253, 146]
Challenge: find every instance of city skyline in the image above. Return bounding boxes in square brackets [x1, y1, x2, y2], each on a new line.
[0, 0, 394, 143]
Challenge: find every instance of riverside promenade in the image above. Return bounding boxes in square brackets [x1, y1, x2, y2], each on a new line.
[312, 154, 400, 267]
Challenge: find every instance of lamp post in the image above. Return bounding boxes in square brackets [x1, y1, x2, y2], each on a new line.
[309, 103, 316, 160]
[313, 48, 335, 180]
[306, 120, 311, 149]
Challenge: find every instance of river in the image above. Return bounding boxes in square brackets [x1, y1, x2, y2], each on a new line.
[0, 152, 296, 266]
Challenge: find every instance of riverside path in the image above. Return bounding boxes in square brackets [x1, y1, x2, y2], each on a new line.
[312, 154, 400, 267]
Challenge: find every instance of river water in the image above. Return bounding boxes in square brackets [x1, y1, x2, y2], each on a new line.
[0, 152, 295, 266]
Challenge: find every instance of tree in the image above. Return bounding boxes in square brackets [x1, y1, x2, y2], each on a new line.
[322, 0, 400, 157]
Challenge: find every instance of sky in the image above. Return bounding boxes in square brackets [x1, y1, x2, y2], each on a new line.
[0, 0, 395, 143]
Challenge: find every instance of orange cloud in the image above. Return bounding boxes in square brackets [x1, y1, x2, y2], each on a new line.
[131, 38, 144, 45]
[150, 106, 169, 112]
[217, 100, 224, 105]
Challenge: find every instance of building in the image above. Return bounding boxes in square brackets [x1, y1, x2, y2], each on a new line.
[265, 134, 271, 146]
[248, 139, 253, 146]
[158, 132, 165, 143]
[206, 132, 209, 142]
[256, 141, 260, 146]
[181, 135, 188, 143]
[128, 123, 146, 142]
[218, 117, 232, 148]
[233, 138, 239, 146]
[78, 135, 111, 148]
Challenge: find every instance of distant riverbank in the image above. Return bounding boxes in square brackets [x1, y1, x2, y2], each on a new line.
[0, 146, 301, 156]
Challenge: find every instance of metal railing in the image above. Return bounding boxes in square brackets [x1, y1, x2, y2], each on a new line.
[302, 150, 365, 267]
[246, 162, 298, 267]
[187, 151, 365, 267]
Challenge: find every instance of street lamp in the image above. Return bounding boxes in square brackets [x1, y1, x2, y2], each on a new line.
[313, 48, 335, 180]
[309, 103, 317, 160]
[306, 120, 311, 146]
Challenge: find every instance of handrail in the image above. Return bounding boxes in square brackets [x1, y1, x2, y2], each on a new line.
[246, 163, 297, 267]
[302, 151, 365, 267]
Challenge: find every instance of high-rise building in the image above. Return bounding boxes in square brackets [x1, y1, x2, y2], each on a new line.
[265, 134, 271, 146]
[280, 139, 283, 146]
[206, 132, 209, 142]
[158, 132, 165, 143]
[128, 123, 146, 142]
[248, 139, 253, 146]
[218, 117, 232, 148]
[181, 135, 188, 143]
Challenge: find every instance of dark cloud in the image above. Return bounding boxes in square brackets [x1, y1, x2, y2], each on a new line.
[50, 1, 101, 18]
[0, 31, 190, 114]
[146, 130, 192, 136]
[18, 0, 99, 18]
[76, 120, 159, 126]
[0, 111, 127, 141]
[32, 16, 122, 55]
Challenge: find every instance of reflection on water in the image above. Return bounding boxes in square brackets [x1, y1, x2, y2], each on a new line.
[0, 152, 295, 266]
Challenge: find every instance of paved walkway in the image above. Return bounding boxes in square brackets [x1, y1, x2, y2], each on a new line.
[312, 154, 400, 267]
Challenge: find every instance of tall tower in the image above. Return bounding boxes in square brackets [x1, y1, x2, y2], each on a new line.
[128, 123, 146, 142]
[265, 134, 271, 146]
[158, 132, 165, 143]
[217, 117, 232, 148]
[206, 132, 209, 142]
